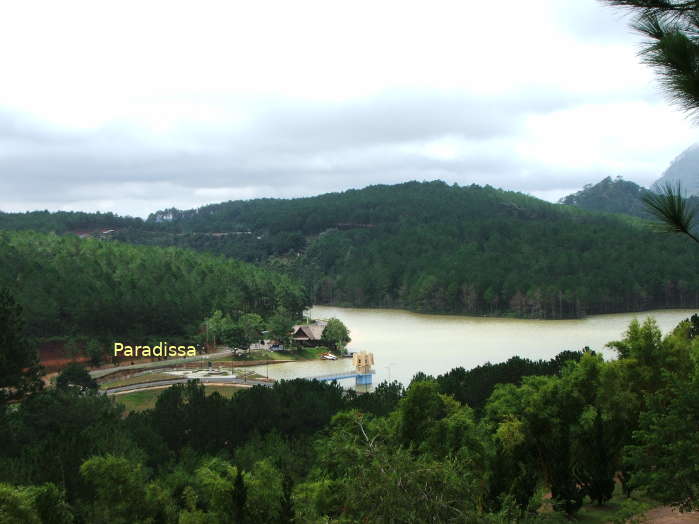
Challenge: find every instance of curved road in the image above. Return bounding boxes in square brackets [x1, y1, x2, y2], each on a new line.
[91, 348, 238, 380]
[102, 376, 274, 395]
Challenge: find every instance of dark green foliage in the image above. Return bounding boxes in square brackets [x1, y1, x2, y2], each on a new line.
[55, 363, 98, 392]
[436, 350, 583, 411]
[232, 469, 248, 523]
[0, 230, 309, 338]
[689, 313, 699, 338]
[0, 389, 133, 500]
[279, 472, 294, 524]
[267, 308, 295, 345]
[149, 379, 346, 455]
[627, 372, 699, 511]
[347, 380, 405, 416]
[78, 455, 150, 524]
[398, 380, 448, 448]
[85, 339, 104, 367]
[575, 410, 616, 505]
[1, 315, 698, 520]
[560, 176, 654, 217]
[0, 288, 43, 402]
[24, 483, 74, 524]
[0, 210, 142, 234]
[4, 181, 699, 318]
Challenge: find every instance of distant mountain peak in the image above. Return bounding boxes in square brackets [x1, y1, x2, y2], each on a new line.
[559, 176, 650, 218]
[653, 143, 699, 196]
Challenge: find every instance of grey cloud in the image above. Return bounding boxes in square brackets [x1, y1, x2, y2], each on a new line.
[0, 82, 672, 217]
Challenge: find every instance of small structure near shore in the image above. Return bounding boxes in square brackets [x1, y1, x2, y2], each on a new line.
[308, 351, 375, 386]
[291, 320, 327, 347]
[352, 351, 375, 385]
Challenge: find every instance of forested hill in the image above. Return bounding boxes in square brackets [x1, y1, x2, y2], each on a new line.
[0, 230, 309, 338]
[559, 176, 699, 220]
[0, 210, 143, 233]
[559, 176, 652, 218]
[3, 181, 699, 319]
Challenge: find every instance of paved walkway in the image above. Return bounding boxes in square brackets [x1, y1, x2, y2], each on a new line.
[101, 375, 274, 395]
[90, 349, 236, 379]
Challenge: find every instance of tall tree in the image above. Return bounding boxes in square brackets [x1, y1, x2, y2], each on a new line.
[321, 317, 351, 350]
[56, 363, 98, 392]
[0, 288, 43, 402]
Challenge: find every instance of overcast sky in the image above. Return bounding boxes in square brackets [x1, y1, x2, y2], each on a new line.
[1, 0, 697, 217]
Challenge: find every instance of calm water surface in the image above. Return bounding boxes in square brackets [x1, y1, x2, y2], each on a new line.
[248, 306, 698, 388]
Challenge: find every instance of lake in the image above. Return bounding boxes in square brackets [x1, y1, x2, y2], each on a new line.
[248, 306, 699, 389]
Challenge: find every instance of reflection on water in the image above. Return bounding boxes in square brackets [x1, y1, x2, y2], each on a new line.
[247, 306, 698, 389]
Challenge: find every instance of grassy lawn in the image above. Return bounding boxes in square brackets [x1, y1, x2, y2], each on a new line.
[100, 372, 176, 388]
[113, 384, 246, 413]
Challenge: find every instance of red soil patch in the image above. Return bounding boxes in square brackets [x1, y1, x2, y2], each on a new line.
[38, 341, 89, 373]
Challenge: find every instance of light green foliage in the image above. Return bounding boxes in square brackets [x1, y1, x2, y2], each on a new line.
[608, 317, 694, 397]
[79, 455, 148, 523]
[611, 498, 651, 524]
[246, 459, 284, 523]
[316, 409, 484, 522]
[239, 313, 264, 347]
[293, 479, 340, 523]
[192, 457, 237, 515]
[0, 483, 74, 524]
[267, 307, 295, 344]
[0, 484, 41, 524]
[397, 380, 451, 448]
[320, 317, 351, 350]
[205, 310, 266, 349]
[205, 310, 236, 348]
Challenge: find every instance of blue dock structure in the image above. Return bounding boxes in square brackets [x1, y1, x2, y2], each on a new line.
[307, 369, 376, 386]
[306, 350, 376, 386]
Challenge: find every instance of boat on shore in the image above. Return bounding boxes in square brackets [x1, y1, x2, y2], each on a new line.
[320, 352, 338, 360]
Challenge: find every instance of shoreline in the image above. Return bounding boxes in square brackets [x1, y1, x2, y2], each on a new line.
[310, 304, 699, 323]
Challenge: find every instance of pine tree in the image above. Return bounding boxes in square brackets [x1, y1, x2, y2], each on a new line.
[0, 288, 43, 402]
[603, 1, 699, 242]
[232, 469, 248, 523]
[279, 472, 295, 523]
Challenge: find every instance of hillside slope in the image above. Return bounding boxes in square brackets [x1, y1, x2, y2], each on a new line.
[0, 230, 308, 338]
[653, 143, 699, 196]
[3, 181, 698, 319]
[559, 176, 651, 218]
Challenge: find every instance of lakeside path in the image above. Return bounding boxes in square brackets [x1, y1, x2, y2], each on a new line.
[101, 376, 274, 395]
[90, 349, 292, 380]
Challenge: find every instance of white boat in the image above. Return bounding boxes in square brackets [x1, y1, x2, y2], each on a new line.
[320, 352, 338, 360]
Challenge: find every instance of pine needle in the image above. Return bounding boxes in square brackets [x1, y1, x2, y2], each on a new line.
[641, 182, 699, 243]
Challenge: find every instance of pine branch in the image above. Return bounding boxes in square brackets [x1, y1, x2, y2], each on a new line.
[642, 182, 699, 243]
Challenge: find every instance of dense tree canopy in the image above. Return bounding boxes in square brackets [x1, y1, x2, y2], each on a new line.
[4, 181, 698, 319]
[0, 314, 697, 521]
[0, 289, 43, 401]
[0, 231, 309, 338]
